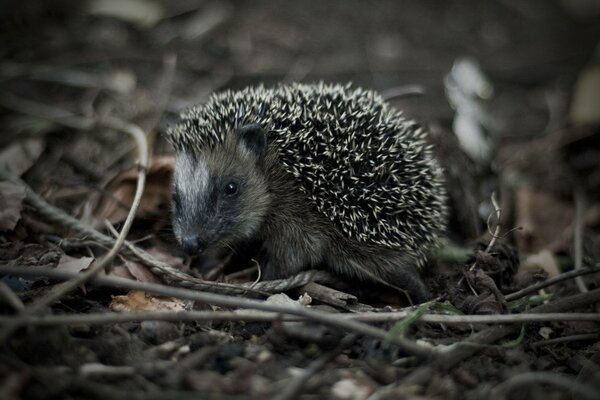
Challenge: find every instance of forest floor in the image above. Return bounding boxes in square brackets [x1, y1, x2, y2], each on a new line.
[1, 1, 600, 399]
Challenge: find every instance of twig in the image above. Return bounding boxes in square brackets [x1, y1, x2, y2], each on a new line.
[532, 332, 600, 348]
[271, 335, 356, 400]
[299, 282, 358, 308]
[0, 265, 433, 359]
[505, 265, 600, 301]
[489, 371, 599, 400]
[2, 309, 598, 328]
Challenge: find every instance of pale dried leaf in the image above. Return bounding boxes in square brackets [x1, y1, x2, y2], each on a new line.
[538, 326, 553, 340]
[56, 255, 95, 273]
[110, 290, 189, 312]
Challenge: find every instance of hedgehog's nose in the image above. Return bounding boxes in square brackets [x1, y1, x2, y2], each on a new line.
[181, 235, 205, 255]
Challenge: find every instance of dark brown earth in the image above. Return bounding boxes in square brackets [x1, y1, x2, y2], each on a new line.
[1, 1, 600, 399]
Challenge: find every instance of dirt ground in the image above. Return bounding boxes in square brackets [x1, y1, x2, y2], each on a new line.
[1, 1, 600, 399]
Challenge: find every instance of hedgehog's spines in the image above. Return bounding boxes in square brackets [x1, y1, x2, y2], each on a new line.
[166, 83, 447, 264]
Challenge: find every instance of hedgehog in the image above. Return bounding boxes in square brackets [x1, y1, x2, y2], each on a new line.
[166, 83, 447, 303]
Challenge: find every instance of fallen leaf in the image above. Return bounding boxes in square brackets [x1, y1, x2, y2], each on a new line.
[538, 326, 553, 340]
[110, 290, 190, 312]
[82, 156, 174, 229]
[56, 255, 95, 273]
[106, 246, 182, 283]
[0, 139, 45, 177]
[122, 259, 163, 284]
[106, 265, 135, 280]
[0, 182, 26, 231]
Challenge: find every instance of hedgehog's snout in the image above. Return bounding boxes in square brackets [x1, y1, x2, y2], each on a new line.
[181, 234, 206, 255]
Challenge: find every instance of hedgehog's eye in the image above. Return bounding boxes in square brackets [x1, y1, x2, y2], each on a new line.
[224, 182, 238, 196]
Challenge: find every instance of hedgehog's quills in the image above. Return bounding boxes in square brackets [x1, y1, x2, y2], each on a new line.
[167, 83, 447, 303]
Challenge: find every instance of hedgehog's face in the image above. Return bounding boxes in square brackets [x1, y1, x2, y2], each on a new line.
[171, 124, 271, 255]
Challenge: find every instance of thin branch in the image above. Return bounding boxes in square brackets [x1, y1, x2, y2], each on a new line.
[505, 265, 600, 301]
[1, 309, 599, 328]
[532, 332, 600, 348]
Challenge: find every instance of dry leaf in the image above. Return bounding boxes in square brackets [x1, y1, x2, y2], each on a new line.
[56, 255, 95, 273]
[0, 181, 26, 231]
[83, 156, 174, 229]
[106, 265, 136, 280]
[0, 139, 45, 177]
[122, 259, 163, 284]
[110, 290, 189, 312]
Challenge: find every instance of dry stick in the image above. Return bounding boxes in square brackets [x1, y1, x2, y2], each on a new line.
[3, 266, 600, 326]
[2, 308, 599, 328]
[0, 265, 432, 359]
[401, 288, 600, 386]
[505, 265, 600, 301]
[531, 332, 600, 348]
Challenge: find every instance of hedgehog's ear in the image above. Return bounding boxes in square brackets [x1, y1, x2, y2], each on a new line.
[236, 124, 267, 161]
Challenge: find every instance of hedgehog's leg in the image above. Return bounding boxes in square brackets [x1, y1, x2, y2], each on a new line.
[326, 245, 429, 304]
